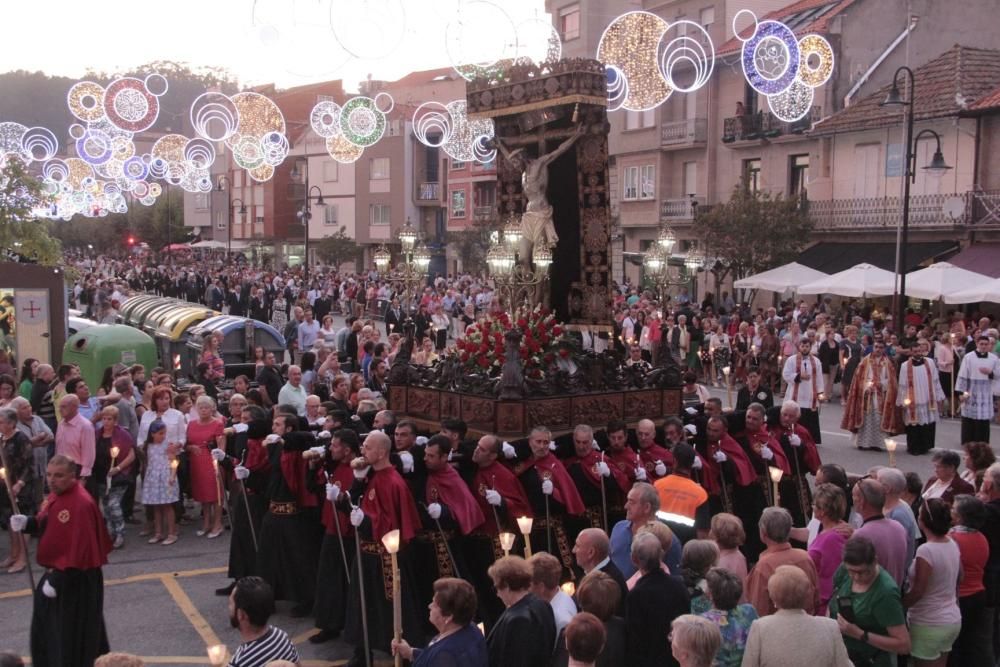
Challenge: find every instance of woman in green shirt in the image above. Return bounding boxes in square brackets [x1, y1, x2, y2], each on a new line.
[829, 536, 911, 667]
[17, 358, 37, 400]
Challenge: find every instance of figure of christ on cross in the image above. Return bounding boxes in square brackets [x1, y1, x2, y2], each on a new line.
[495, 123, 586, 268]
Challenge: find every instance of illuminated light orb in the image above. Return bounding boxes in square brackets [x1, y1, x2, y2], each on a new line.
[164, 162, 187, 185]
[148, 156, 169, 179]
[412, 99, 494, 164]
[123, 155, 149, 181]
[151, 134, 188, 163]
[412, 101, 452, 148]
[514, 17, 562, 66]
[77, 129, 114, 166]
[741, 19, 800, 96]
[260, 131, 290, 166]
[605, 65, 629, 112]
[472, 134, 496, 164]
[443, 100, 494, 163]
[95, 158, 125, 180]
[767, 79, 815, 122]
[190, 92, 240, 142]
[330, 0, 407, 60]
[65, 158, 95, 189]
[111, 136, 136, 161]
[228, 92, 286, 149]
[42, 158, 70, 183]
[144, 73, 169, 97]
[184, 138, 216, 170]
[797, 34, 835, 88]
[597, 11, 672, 112]
[0, 122, 28, 160]
[310, 101, 342, 138]
[340, 96, 386, 147]
[104, 77, 160, 132]
[132, 180, 150, 198]
[21, 127, 58, 162]
[68, 123, 87, 140]
[248, 163, 275, 183]
[446, 0, 518, 81]
[325, 134, 365, 163]
[658, 20, 715, 93]
[67, 81, 107, 123]
[374, 92, 394, 114]
[148, 182, 163, 198]
[232, 135, 266, 171]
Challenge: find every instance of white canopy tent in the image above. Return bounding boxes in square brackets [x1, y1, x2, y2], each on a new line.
[901, 262, 991, 301]
[733, 262, 829, 293]
[190, 240, 227, 249]
[945, 277, 1000, 304]
[797, 263, 897, 297]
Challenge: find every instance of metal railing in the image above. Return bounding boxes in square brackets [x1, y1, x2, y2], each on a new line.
[722, 107, 821, 143]
[474, 205, 497, 219]
[418, 182, 440, 201]
[661, 118, 708, 146]
[661, 196, 704, 220]
[806, 190, 1000, 229]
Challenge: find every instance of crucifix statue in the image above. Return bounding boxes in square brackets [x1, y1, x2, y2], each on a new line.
[496, 123, 586, 268]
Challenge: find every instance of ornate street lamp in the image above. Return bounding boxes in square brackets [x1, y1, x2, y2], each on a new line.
[383, 216, 429, 319]
[486, 213, 551, 316]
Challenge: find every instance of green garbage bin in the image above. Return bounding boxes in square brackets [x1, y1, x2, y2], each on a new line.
[62, 325, 159, 392]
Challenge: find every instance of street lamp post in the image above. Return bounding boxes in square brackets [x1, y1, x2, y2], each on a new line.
[290, 160, 326, 282]
[231, 198, 247, 259]
[373, 216, 430, 322]
[216, 176, 232, 257]
[881, 67, 952, 329]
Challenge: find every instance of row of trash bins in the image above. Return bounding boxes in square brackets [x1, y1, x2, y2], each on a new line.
[64, 294, 286, 392]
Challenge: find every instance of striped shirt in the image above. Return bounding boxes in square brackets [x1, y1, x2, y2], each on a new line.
[228, 626, 299, 667]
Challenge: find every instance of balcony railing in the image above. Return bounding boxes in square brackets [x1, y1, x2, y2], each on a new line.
[418, 182, 440, 201]
[661, 118, 707, 147]
[474, 205, 497, 219]
[722, 107, 820, 143]
[807, 190, 1000, 230]
[661, 196, 705, 220]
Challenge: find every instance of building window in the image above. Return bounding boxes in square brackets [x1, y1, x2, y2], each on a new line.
[789, 154, 809, 197]
[370, 204, 391, 225]
[323, 160, 338, 182]
[450, 159, 466, 170]
[640, 165, 655, 200]
[194, 193, 210, 210]
[371, 157, 390, 180]
[625, 109, 655, 130]
[316, 94, 335, 103]
[451, 190, 467, 218]
[324, 204, 339, 226]
[623, 166, 639, 201]
[700, 6, 715, 25]
[560, 5, 580, 40]
[743, 158, 761, 193]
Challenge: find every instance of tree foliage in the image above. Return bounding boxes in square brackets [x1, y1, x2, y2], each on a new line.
[446, 215, 503, 273]
[315, 226, 362, 270]
[695, 185, 813, 285]
[0, 158, 61, 265]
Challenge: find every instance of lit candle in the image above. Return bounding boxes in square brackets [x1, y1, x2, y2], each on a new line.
[903, 397, 911, 407]
[498, 531, 516, 556]
[722, 366, 731, 376]
[381, 529, 403, 667]
[768, 466, 784, 507]
[560, 581, 576, 596]
[516, 516, 534, 557]
[207, 645, 227, 666]
[885, 438, 897, 467]
[169, 459, 179, 483]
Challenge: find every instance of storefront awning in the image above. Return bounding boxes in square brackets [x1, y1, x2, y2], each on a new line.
[796, 242, 957, 274]
[943, 243, 1000, 278]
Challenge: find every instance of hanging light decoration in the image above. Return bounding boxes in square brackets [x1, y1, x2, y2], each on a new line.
[373, 245, 392, 273]
[503, 214, 522, 249]
[656, 226, 677, 253]
[397, 216, 419, 252]
[533, 244, 553, 270]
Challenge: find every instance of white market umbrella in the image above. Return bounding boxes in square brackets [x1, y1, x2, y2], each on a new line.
[797, 263, 897, 297]
[945, 277, 1000, 304]
[190, 240, 227, 249]
[733, 262, 829, 292]
[903, 262, 991, 301]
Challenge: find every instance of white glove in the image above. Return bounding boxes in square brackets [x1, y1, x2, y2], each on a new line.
[9, 514, 27, 532]
[692, 456, 703, 470]
[234, 466, 250, 480]
[760, 446, 774, 461]
[233, 423, 249, 434]
[597, 461, 611, 477]
[415, 436, 428, 447]
[317, 430, 332, 440]
[350, 507, 365, 527]
[591, 439, 601, 451]
[265, 434, 281, 444]
[789, 434, 802, 447]
[42, 580, 57, 599]
[211, 448, 226, 462]
[485, 489, 502, 506]
[635, 466, 648, 482]
[326, 483, 340, 502]
[685, 407, 697, 415]
[713, 450, 728, 463]
[427, 503, 442, 520]
[654, 460, 667, 477]
[354, 465, 371, 480]
[309, 446, 326, 457]
[684, 424, 698, 435]
[548, 441, 557, 451]
[542, 479, 554, 495]
[399, 451, 414, 473]
[502, 441, 516, 459]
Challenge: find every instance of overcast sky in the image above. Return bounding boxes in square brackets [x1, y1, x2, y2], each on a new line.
[0, 0, 560, 88]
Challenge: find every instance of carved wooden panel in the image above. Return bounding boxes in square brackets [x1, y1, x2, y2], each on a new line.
[496, 402, 525, 437]
[407, 388, 440, 421]
[440, 391, 461, 421]
[462, 396, 496, 432]
[526, 398, 572, 431]
[387, 386, 407, 413]
[572, 393, 623, 427]
[624, 390, 662, 421]
[662, 388, 681, 417]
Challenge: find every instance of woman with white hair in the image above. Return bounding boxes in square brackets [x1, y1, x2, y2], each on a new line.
[670, 614, 721, 667]
[186, 394, 226, 538]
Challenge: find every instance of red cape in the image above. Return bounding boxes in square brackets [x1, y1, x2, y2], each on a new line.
[564, 450, 630, 494]
[518, 453, 586, 515]
[427, 465, 485, 535]
[280, 451, 319, 509]
[738, 427, 792, 476]
[605, 447, 639, 484]
[320, 461, 355, 537]
[36, 481, 111, 571]
[472, 461, 533, 534]
[361, 466, 422, 543]
[768, 423, 822, 475]
[699, 434, 757, 494]
[639, 443, 676, 479]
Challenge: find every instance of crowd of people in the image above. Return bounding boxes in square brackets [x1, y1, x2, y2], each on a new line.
[2, 251, 1000, 666]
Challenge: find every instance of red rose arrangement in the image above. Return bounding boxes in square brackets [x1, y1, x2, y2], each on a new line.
[450, 306, 567, 377]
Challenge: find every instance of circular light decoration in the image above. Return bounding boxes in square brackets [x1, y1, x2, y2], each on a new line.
[411, 99, 494, 164]
[68, 123, 87, 140]
[123, 155, 149, 181]
[144, 73, 169, 97]
[248, 163, 275, 182]
[412, 101, 452, 147]
[514, 17, 562, 66]
[340, 96, 387, 147]
[310, 100, 342, 138]
[658, 20, 715, 93]
[605, 65, 629, 112]
[260, 131, 289, 166]
[329, 0, 407, 60]
[111, 136, 135, 161]
[226, 92, 286, 182]
[740, 17, 800, 96]
[0, 122, 28, 160]
[472, 135, 496, 164]
[797, 34, 835, 88]
[67, 81, 107, 123]
[325, 135, 364, 164]
[148, 182, 163, 198]
[151, 134, 188, 164]
[42, 159, 70, 183]
[597, 11, 672, 112]
[446, 0, 518, 81]
[444, 100, 494, 163]
[104, 77, 160, 132]
[132, 181, 150, 198]
[184, 138, 216, 170]
[374, 92, 394, 114]
[148, 156, 169, 179]
[77, 129, 114, 166]
[191, 92, 240, 142]
[767, 79, 815, 122]
[65, 158, 95, 190]
[20, 127, 58, 162]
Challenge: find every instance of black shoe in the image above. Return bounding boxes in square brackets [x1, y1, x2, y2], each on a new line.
[309, 628, 339, 644]
[290, 602, 312, 618]
[215, 582, 236, 596]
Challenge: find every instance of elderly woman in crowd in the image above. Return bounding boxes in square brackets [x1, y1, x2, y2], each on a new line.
[709, 513, 748, 585]
[808, 483, 850, 615]
[186, 395, 225, 538]
[960, 440, 996, 490]
[681, 539, 719, 614]
[921, 450, 975, 504]
[670, 614, 721, 667]
[391, 577, 487, 667]
[552, 570, 625, 667]
[743, 565, 852, 666]
[830, 536, 910, 667]
[485, 556, 556, 667]
[626, 532, 690, 667]
[948, 494, 992, 666]
[697, 567, 756, 667]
